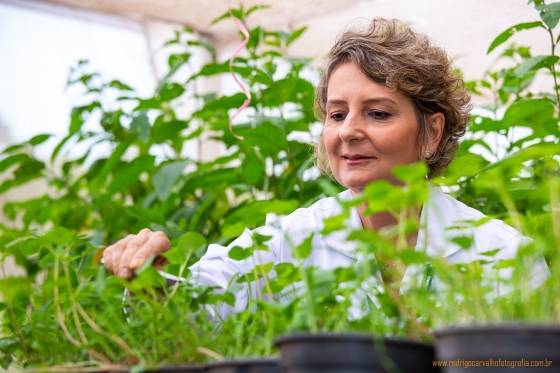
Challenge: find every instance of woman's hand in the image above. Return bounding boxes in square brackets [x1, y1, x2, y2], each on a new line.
[102, 228, 170, 279]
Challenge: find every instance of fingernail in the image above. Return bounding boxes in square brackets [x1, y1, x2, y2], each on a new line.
[130, 258, 140, 269]
[119, 268, 131, 278]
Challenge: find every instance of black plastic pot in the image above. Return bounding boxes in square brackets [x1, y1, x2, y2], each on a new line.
[204, 358, 280, 373]
[152, 365, 206, 372]
[434, 325, 560, 373]
[43, 365, 204, 372]
[275, 333, 438, 373]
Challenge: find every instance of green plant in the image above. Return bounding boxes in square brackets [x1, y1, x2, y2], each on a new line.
[0, 1, 559, 371]
[0, 5, 334, 370]
[423, 0, 560, 327]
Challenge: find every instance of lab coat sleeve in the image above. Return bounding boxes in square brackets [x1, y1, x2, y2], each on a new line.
[187, 223, 282, 318]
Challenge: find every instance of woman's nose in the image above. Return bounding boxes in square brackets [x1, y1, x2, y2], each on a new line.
[338, 111, 365, 143]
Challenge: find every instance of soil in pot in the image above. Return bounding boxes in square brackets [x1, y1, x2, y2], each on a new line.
[434, 325, 560, 373]
[274, 333, 438, 373]
[204, 358, 280, 373]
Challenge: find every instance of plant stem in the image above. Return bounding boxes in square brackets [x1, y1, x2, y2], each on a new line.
[0, 259, 29, 361]
[255, 247, 274, 301]
[74, 303, 135, 357]
[62, 256, 88, 344]
[300, 266, 318, 332]
[550, 177, 560, 252]
[547, 27, 560, 111]
[54, 256, 82, 347]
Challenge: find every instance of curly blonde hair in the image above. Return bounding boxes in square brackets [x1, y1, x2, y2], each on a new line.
[314, 18, 472, 178]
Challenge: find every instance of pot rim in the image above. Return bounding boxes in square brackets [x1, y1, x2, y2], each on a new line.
[274, 332, 433, 349]
[146, 365, 205, 372]
[434, 323, 560, 337]
[204, 358, 279, 368]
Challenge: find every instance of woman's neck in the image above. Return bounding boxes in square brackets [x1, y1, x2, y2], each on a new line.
[355, 200, 421, 249]
[356, 204, 398, 231]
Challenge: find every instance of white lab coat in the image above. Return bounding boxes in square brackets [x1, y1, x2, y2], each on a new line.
[181, 186, 546, 317]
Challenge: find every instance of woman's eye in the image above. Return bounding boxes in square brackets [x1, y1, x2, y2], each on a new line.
[330, 113, 346, 121]
[370, 111, 390, 120]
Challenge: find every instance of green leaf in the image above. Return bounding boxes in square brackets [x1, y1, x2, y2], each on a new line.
[106, 154, 155, 195]
[501, 98, 554, 129]
[0, 354, 12, 370]
[108, 79, 133, 91]
[451, 236, 473, 249]
[210, 9, 237, 25]
[186, 40, 217, 62]
[241, 152, 264, 185]
[274, 262, 296, 278]
[487, 22, 543, 54]
[178, 232, 207, 257]
[153, 161, 187, 201]
[125, 205, 166, 225]
[493, 259, 517, 269]
[130, 112, 151, 143]
[130, 265, 166, 289]
[163, 232, 207, 264]
[168, 53, 191, 68]
[480, 249, 501, 257]
[44, 227, 75, 245]
[29, 134, 52, 146]
[158, 82, 185, 102]
[514, 55, 560, 78]
[287, 26, 308, 46]
[245, 4, 270, 17]
[13, 159, 44, 177]
[191, 61, 272, 86]
[400, 250, 427, 265]
[222, 199, 298, 237]
[198, 92, 248, 112]
[0, 154, 32, 173]
[1, 144, 25, 155]
[95, 265, 108, 294]
[321, 212, 349, 235]
[392, 162, 428, 183]
[234, 123, 287, 155]
[162, 248, 186, 265]
[228, 245, 254, 261]
[89, 137, 134, 192]
[536, 3, 560, 29]
[51, 133, 73, 161]
[293, 233, 314, 260]
[152, 117, 187, 145]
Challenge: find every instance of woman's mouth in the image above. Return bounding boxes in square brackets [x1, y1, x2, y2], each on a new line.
[342, 154, 374, 164]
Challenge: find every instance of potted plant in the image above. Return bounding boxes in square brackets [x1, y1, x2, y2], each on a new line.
[427, 0, 560, 369]
[269, 165, 440, 373]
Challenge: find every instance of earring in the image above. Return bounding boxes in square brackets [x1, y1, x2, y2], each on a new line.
[424, 151, 431, 159]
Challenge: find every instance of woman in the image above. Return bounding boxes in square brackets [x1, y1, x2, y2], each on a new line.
[103, 18, 533, 316]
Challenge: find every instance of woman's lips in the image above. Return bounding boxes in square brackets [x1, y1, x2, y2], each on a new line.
[342, 154, 374, 165]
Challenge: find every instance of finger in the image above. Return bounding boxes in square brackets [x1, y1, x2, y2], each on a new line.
[103, 234, 135, 275]
[117, 229, 153, 278]
[111, 235, 138, 277]
[128, 231, 170, 271]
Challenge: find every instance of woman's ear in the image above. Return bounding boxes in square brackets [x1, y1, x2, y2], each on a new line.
[426, 112, 445, 153]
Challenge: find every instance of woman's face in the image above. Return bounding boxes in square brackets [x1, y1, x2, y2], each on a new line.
[323, 62, 424, 194]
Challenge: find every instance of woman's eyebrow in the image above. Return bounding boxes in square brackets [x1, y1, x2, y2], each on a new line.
[326, 98, 397, 105]
[326, 99, 347, 105]
[362, 97, 397, 105]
